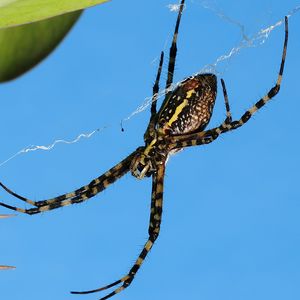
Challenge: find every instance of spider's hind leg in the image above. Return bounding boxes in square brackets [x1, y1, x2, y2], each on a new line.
[71, 164, 166, 300]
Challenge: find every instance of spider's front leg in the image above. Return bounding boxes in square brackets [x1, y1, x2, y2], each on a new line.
[227, 16, 288, 132]
[0, 149, 142, 215]
[71, 163, 166, 300]
[165, 0, 185, 90]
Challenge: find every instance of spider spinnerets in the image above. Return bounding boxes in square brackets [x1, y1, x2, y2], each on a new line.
[0, 1, 288, 299]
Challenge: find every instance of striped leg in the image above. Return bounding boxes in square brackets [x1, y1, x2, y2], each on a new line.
[221, 78, 232, 123]
[169, 128, 221, 149]
[0, 149, 141, 215]
[145, 51, 164, 140]
[228, 16, 288, 131]
[166, 0, 185, 90]
[151, 51, 164, 116]
[71, 163, 166, 300]
[169, 16, 288, 150]
[147, 0, 185, 137]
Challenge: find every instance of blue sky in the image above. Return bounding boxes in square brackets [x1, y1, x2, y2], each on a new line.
[1, 1, 300, 299]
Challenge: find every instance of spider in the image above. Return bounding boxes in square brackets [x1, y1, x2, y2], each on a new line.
[0, 1, 288, 299]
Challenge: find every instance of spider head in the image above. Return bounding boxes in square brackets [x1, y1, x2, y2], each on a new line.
[131, 138, 167, 179]
[130, 152, 154, 179]
[131, 140, 164, 179]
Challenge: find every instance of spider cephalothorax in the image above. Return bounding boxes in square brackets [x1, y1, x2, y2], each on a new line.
[0, 1, 288, 299]
[130, 149, 158, 179]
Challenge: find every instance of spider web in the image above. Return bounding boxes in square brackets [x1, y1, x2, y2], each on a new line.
[0, 3, 299, 169]
[121, 3, 299, 122]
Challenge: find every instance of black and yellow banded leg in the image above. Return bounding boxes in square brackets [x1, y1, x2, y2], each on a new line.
[223, 16, 288, 132]
[151, 51, 164, 116]
[145, 51, 164, 140]
[165, 0, 185, 90]
[221, 78, 232, 123]
[71, 163, 166, 300]
[169, 128, 221, 149]
[0, 150, 141, 215]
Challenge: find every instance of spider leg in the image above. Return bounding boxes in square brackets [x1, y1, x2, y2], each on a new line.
[0, 149, 141, 215]
[226, 16, 288, 132]
[221, 78, 232, 123]
[168, 16, 288, 150]
[71, 163, 166, 300]
[165, 0, 185, 90]
[156, 0, 185, 117]
[151, 51, 164, 117]
[145, 51, 164, 140]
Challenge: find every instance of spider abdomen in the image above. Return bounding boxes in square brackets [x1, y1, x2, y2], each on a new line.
[157, 73, 217, 135]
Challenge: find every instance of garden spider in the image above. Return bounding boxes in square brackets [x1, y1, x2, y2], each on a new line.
[0, 1, 288, 299]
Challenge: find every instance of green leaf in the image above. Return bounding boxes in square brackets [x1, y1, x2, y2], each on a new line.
[0, 11, 82, 82]
[0, 0, 109, 28]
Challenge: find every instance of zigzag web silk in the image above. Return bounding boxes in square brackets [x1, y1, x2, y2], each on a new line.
[0, 3, 299, 169]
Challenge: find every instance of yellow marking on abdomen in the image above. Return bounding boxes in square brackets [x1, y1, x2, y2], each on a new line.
[186, 89, 195, 99]
[167, 99, 188, 127]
